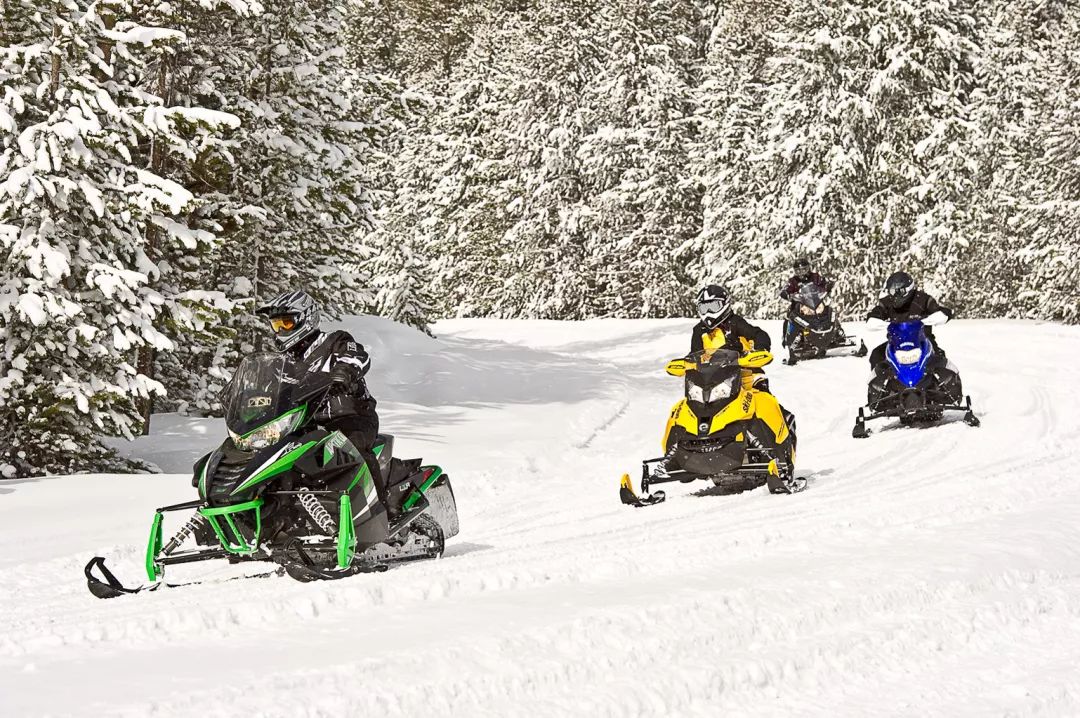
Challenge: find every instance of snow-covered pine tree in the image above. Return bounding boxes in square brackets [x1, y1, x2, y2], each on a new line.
[355, 75, 437, 332]
[573, 0, 703, 318]
[0, 0, 228, 476]
[148, 0, 387, 411]
[345, 0, 484, 80]
[126, 0, 260, 416]
[689, 0, 791, 314]
[693, 0, 987, 320]
[1007, 2, 1080, 322]
[491, 0, 608, 319]
[382, 7, 526, 319]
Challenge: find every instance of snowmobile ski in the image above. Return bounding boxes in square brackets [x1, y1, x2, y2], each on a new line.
[619, 473, 666, 507]
[854, 395, 979, 438]
[84, 556, 282, 599]
[765, 459, 807, 494]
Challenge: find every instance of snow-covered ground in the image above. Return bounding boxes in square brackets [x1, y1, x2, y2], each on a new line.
[3, 317, 1080, 717]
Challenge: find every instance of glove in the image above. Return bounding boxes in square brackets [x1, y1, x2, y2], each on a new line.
[923, 310, 949, 326]
[779, 290, 790, 301]
[329, 363, 353, 391]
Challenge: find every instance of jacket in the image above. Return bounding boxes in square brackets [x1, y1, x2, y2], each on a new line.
[866, 291, 952, 324]
[781, 273, 833, 300]
[289, 329, 377, 424]
[690, 315, 772, 355]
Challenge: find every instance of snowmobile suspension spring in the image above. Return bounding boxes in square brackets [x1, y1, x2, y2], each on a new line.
[162, 513, 209, 556]
[297, 488, 337, 534]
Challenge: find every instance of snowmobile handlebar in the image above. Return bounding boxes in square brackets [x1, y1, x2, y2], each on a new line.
[666, 350, 773, 377]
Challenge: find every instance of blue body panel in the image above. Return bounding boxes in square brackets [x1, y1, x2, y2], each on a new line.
[885, 321, 933, 388]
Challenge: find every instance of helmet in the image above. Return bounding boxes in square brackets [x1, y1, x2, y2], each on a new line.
[256, 289, 320, 351]
[696, 285, 732, 330]
[880, 272, 915, 309]
[793, 257, 812, 278]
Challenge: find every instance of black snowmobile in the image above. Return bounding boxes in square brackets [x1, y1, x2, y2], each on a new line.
[852, 318, 979, 438]
[85, 352, 459, 598]
[783, 283, 866, 365]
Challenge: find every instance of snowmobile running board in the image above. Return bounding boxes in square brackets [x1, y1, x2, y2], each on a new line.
[783, 338, 866, 365]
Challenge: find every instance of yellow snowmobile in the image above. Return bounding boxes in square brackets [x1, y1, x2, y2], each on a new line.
[620, 348, 803, 507]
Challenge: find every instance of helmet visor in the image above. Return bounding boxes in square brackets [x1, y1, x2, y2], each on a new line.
[880, 284, 910, 300]
[270, 316, 297, 333]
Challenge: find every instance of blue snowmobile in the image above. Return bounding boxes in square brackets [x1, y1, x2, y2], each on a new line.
[852, 317, 979, 438]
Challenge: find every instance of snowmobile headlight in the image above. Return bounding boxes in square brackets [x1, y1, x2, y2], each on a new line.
[893, 347, 923, 365]
[707, 378, 736, 402]
[231, 411, 303, 451]
[687, 383, 706, 403]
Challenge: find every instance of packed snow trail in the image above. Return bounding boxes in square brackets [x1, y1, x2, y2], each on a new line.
[2, 318, 1080, 717]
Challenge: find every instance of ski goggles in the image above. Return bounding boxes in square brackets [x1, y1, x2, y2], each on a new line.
[269, 316, 297, 332]
[880, 284, 912, 299]
[697, 299, 729, 316]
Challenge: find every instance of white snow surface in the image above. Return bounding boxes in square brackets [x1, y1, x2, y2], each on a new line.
[3, 317, 1080, 717]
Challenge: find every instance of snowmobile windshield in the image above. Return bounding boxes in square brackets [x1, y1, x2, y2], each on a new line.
[688, 348, 741, 369]
[222, 352, 306, 436]
[792, 283, 827, 311]
[887, 321, 927, 352]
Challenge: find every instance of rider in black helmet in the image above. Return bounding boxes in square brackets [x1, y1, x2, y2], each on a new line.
[866, 272, 952, 369]
[690, 284, 773, 391]
[691, 285, 771, 353]
[779, 257, 835, 347]
[255, 290, 387, 509]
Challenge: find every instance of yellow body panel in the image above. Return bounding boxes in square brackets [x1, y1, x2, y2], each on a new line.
[663, 389, 790, 450]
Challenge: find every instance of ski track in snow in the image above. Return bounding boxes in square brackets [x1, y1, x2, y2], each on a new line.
[2, 318, 1080, 717]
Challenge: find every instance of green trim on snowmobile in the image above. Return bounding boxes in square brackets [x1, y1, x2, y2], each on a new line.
[145, 511, 165, 581]
[230, 440, 320, 496]
[346, 443, 383, 493]
[402, 465, 443, 512]
[199, 498, 266, 555]
[337, 495, 357, 568]
[322, 430, 361, 464]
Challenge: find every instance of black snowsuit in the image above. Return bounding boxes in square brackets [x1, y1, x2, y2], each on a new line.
[690, 315, 773, 391]
[288, 330, 384, 503]
[690, 315, 771, 355]
[780, 272, 835, 346]
[867, 291, 953, 370]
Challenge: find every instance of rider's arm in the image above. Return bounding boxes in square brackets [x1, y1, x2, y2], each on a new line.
[330, 335, 372, 384]
[923, 294, 953, 320]
[689, 324, 704, 354]
[867, 303, 890, 322]
[734, 316, 772, 352]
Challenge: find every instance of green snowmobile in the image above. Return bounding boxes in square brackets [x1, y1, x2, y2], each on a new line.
[85, 351, 459, 598]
